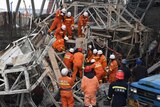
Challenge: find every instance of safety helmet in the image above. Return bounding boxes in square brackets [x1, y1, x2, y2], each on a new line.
[61, 68, 69, 76]
[97, 50, 103, 55]
[83, 11, 88, 17]
[61, 8, 66, 13]
[109, 54, 115, 59]
[84, 66, 91, 72]
[116, 70, 124, 80]
[67, 12, 71, 17]
[88, 45, 92, 49]
[136, 58, 142, 65]
[121, 59, 127, 64]
[90, 59, 96, 63]
[93, 49, 98, 54]
[78, 48, 82, 52]
[61, 25, 66, 30]
[69, 48, 74, 53]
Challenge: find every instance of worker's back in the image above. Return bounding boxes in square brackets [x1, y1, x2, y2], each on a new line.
[132, 65, 148, 82]
[81, 76, 99, 94]
[73, 52, 84, 66]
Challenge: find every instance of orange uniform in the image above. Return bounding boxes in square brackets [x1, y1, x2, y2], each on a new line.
[63, 52, 74, 70]
[48, 10, 63, 32]
[59, 76, 74, 107]
[72, 52, 84, 81]
[78, 15, 89, 37]
[64, 16, 74, 39]
[52, 38, 65, 52]
[86, 49, 93, 63]
[99, 54, 107, 70]
[81, 76, 99, 106]
[90, 61, 105, 81]
[109, 60, 118, 83]
[91, 54, 100, 62]
[54, 27, 66, 39]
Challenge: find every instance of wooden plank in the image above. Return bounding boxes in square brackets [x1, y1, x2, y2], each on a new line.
[48, 47, 62, 80]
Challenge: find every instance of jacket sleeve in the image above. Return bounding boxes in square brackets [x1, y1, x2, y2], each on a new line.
[107, 83, 113, 100]
[71, 17, 74, 26]
[90, 63, 95, 69]
[79, 16, 83, 26]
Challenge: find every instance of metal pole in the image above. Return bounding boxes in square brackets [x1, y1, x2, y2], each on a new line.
[6, 0, 11, 12]
[15, 0, 22, 15]
[31, 0, 36, 18]
[10, 1, 13, 12]
[39, 0, 46, 16]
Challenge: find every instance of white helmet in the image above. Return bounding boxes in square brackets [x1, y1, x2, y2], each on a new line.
[61, 8, 66, 13]
[88, 45, 92, 49]
[61, 25, 66, 30]
[98, 50, 103, 55]
[110, 54, 115, 59]
[93, 49, 98, 54]
[61, 68, 68, 76]
[67, 12, 71, 17]
[69, 48, 74, 53]
[91, 59, 96, 63]
[83, 11, 88, 17]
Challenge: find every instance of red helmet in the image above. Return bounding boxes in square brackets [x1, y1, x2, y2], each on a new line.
[78, 48, 82, 52]
[116, 71, 124, 80]
[84, 66, 91, 72]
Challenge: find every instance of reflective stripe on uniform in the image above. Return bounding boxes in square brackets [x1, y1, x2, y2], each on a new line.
[95, 63, 102, 68]
[64, 55, 71, 59]
[112, 86, 127, 90]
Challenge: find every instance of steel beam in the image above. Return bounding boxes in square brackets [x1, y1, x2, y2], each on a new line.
[39, 0, 46, 16]
[15, 0, 22, 15]
[6, 0, 10, 12]
[31, 0, 36, 17]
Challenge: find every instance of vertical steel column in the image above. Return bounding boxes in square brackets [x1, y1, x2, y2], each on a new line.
[31, 0, 36, 18]
[39, 0, 46, 16]
[6, 0, 11, 12]
[15, 0, 22, 15]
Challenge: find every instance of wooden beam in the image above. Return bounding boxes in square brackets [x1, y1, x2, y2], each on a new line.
[48, 47, 62, 80]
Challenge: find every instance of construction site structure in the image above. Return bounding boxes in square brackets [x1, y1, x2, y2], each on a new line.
[0, 0, 159, 107]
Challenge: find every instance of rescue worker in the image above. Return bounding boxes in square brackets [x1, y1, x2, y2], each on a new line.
[132, 58, 148, 82]
[108, 54, 118, 83]
[89, 59, 105, 81]
[107, 70, 128, 107]
[59, 68, 74, 107]
[72, 48, 84, 81]
[64, 12, 74, 39]
[91, 49, 99, 62]
[78, 11, 89, 37]
[120, 59, 131, 82]
[97, 50, 107, 70]
[54, 24, 67, 39]
[81, 66, 99, 107]
[48, 8, 66, 33]
[52, 38, 65, 52]
[63, 48, 74, 70]
[86, 45, 93, 63]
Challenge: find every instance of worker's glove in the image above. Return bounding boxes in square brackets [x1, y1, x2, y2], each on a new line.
[64, 36, 69, 41]
[71, 26, 74, 30]
[61, 12, 64, 16]
[81, 92, 84, 95]
[105, 67, 109, 73]
[84, 25, 88, 29]
[82, 66, 85, 70]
